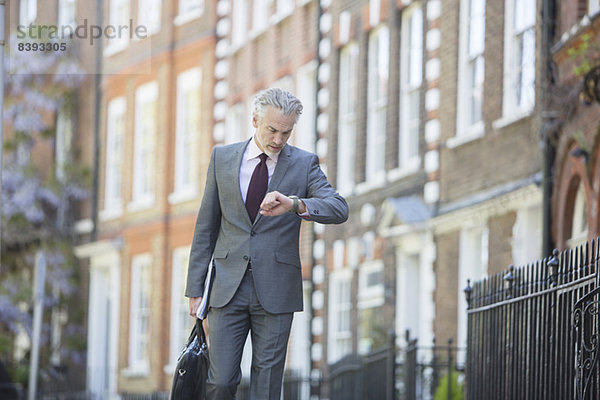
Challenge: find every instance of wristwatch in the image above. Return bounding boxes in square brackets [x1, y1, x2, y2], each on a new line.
[288, 195, 300, 213]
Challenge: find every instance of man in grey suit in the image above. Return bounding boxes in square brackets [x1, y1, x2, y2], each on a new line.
[186, 88, 348, 399]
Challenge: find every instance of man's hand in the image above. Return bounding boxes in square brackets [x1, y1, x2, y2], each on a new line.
[259, 191, 306, 216]
[189, 296, 202, 317]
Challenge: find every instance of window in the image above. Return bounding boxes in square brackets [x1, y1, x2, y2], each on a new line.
[457, 226, 488, 361]
[131, 82, 158, 209]
[168, 247, 193, 370]
[275, 0, 294, 19]
[399, 5, 423, 170]
[328, 269, 353, 363]
[179, 0, 203, 16]
[171, 68, 201, 203]
[58, 0, 76, 29]
[252, 0, 269, 34]
[366, 25, 389, 183]
[225, 102, 247, 144]
[138, 0, 161, 35]
[19, 0, 37, 26]
[568, 182, 588, 248]
[231, 0, 248, 48]
[590, 0, 600, 15]
[457, 0, 485, 137]
[294, 62, 317, 153]
[102, 97, 126, 219]
[358, 260, 385, 354]
[397, 254, 421, 339]
[512, 204, 542, 266]
[503, 0, 535, 117]
[128, 254, 152, 374]
[338, 43, 359, 194]
[106, 0, 130, 54]
[55, 106, 73, 182]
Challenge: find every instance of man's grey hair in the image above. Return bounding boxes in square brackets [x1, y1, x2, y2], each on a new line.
[252, 87, 303, 122]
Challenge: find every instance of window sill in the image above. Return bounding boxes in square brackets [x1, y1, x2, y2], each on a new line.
[122, 365, 149, 378]
[492, 109, 533, 131]
[103, 41, 129, 57]
[270, 10, 293, 25]
[447, 123, 485, 149]
[127, 196, 155, 213]
[355, 173, 386, 195]
[168, 187, 199, 204]
[99, 206, 123, 222]
[387, 162, 419, 182]
[174, 9, 203, 26]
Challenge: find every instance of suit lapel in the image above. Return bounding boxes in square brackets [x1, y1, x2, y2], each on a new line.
[253, 145, 292, 226]
[231, 139, 253, 226]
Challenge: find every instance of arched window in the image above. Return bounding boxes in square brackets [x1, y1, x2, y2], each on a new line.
[567, 182, 588, 248]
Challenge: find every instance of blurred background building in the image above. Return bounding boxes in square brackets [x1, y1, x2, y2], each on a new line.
[1, 0, 599, 399]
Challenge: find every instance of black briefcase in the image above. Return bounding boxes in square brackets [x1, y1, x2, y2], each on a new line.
[170, 318, 209, 400]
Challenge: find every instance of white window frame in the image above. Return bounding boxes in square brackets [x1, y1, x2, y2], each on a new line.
[328, 268, 353, 363]
[170, 68, 201, 204]
[165, 247, 193, 373]
[294, 61, 317, 153]
[19, 0, 37, 26]
[337, 42, 359, 195]
[590, 0, 600, 16]
[457, 225, 488, 363]
[225, 102, 247, 145]
[130, 81, 158, 211]
[174, 0, 204, 25]
[501, 0, 536, 121]
[251, 0, 270, 36]
[104, 0, 130, 56]
[101, 97, 126, 220]
[567, 182, 589, 249]
[366, 25, 389, 185]
[456, 0, 485, 142]
[272, 0, 294, 23]
[512, 203, 542, 266]
[126, 253, 152, 376]
[58, 0, 76, 29]
[138, 0, 162, 36]
[357, 259, 385, 310]
[55, 106, 73, 182]
[399, 4, 423, 172]
[231, 0, 248, 49]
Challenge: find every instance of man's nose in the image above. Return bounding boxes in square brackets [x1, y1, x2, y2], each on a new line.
[273, 134, 283, 145]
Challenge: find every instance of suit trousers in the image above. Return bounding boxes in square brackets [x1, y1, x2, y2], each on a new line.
[206, 268, 294, 400]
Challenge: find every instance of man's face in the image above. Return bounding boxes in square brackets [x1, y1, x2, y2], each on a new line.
[252, 106, 296, 157]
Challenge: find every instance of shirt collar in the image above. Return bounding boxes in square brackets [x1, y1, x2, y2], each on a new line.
[246, 136, 280, 163]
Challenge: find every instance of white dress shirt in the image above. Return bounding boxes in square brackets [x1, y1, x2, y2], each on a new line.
[239, 137, 279, 203]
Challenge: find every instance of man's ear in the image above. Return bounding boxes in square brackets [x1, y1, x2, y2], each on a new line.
[252, 115, 259, 128]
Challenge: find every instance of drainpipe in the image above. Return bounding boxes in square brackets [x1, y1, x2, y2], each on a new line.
[541, 0, 556, 257]
[91, 0, 104, 242]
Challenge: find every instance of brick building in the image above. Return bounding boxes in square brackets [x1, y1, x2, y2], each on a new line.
[74, 0, 217, 397]
[317, 0, 433, 381]
[549, 0, 600, 249]
[319, 0, 551, 388]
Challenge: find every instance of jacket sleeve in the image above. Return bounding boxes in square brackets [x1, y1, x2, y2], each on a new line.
[185, 147, 221, 298]
[300, 154, 349, 225]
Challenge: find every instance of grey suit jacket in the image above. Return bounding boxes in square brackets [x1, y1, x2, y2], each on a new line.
[185, 139, 348, 314]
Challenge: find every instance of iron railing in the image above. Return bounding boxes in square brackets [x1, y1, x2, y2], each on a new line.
[465, 237, 600, 400]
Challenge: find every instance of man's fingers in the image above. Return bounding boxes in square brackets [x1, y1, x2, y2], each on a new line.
[189, 297, 202, 317]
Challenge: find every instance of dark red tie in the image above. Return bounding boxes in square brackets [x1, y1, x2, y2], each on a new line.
[245, 153, 268, 223]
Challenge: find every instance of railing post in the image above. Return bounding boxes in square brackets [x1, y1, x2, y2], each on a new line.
[389, 329, 397, 400]
[447, 338, 453, 400]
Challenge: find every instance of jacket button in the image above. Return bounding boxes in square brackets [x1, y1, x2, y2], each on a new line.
[243, 255, 249, 261]
[251, 230, 256, 236]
